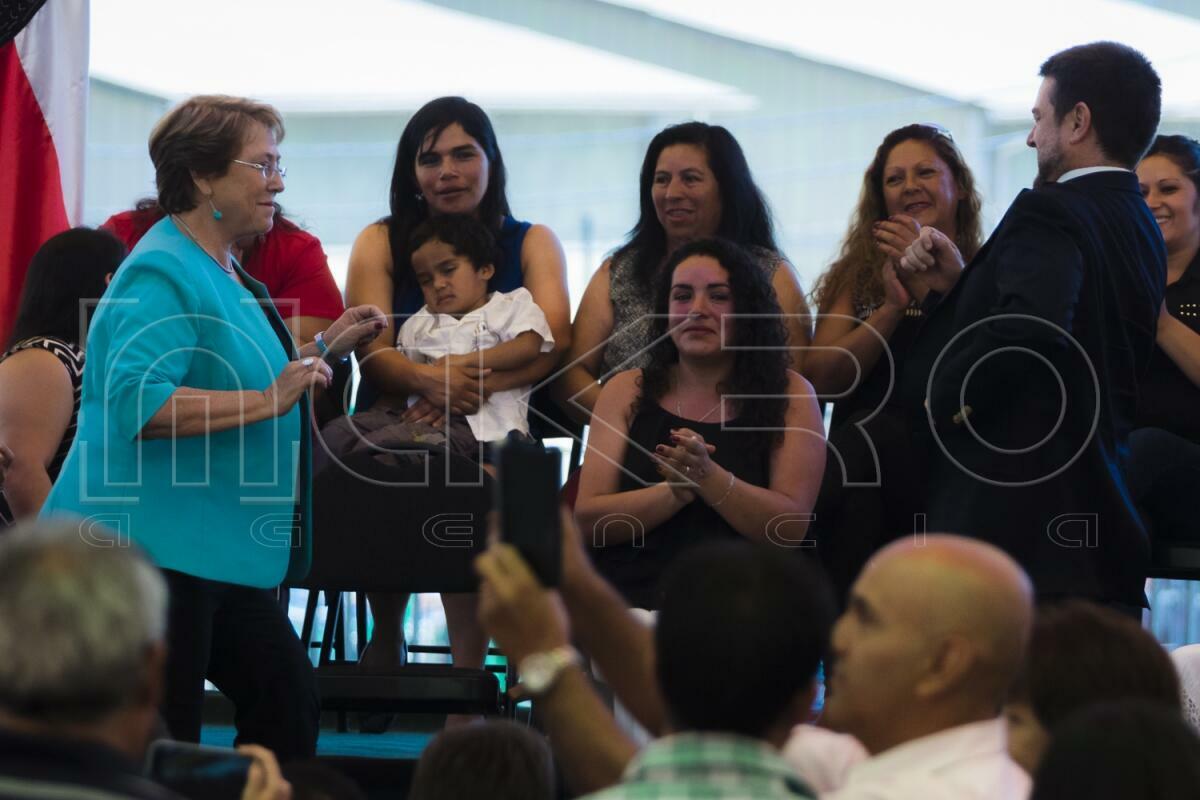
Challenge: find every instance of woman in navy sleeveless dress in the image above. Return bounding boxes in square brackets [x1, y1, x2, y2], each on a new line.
[343, 97, 571, 687]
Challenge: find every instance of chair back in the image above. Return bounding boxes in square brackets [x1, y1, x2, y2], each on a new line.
[303, 447, 493, 593]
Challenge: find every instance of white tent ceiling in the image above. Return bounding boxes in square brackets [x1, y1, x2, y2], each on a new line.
[89, 0, 753, 113]
[605, 0, 1200, 119]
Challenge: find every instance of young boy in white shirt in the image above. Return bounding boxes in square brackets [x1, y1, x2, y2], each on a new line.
[399, 215, 554, 448]
[319, 215, 552, 466]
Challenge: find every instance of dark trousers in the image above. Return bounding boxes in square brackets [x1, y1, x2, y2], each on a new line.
[1129, 427, 1200, 541]
[161, 569, 320, 762]
[808, 407, 927, 604]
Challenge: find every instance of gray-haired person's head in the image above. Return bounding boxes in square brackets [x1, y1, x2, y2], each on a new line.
[0, 519, 167, 724]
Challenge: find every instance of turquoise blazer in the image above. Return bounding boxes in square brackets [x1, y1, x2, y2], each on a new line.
[41, 218, 312, 587]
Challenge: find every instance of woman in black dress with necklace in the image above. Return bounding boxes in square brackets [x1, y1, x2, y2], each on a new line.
[574, 238, 825, 609]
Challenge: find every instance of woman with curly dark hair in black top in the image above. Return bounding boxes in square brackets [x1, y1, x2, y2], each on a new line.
[574, 238, 825, 609]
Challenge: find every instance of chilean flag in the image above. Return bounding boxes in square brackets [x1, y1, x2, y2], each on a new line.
[0, 0, 88, 342]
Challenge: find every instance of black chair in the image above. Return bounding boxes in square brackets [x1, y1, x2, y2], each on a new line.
[1146, 538, 1200, 580]
[296, 378, 585, 727]
[527, 383, 586, 473]
[293, 445, 509, 728]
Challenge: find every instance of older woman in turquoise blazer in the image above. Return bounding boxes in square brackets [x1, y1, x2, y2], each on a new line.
[41, 95, 385, 760]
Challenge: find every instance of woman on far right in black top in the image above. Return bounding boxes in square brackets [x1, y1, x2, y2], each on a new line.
[1130, 134, 1200, 538]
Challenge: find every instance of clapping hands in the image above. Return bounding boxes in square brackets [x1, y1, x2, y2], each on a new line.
[654, 428, 717, 504]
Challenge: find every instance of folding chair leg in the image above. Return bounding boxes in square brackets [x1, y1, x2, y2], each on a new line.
[356, 591, 368, 661]
[300, 590, 319, 656]
[332, 591, 346, 663]
[319, 592, 342, 666]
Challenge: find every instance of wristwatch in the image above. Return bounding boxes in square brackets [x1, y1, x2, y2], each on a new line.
[518, 645, 582, 697]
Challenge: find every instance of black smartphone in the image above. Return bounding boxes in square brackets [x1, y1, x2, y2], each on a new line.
[495, 434, 562, 587]
[144, 740, 252, 800]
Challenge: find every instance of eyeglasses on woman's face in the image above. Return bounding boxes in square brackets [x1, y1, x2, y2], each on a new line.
[231, 159, 287, 180]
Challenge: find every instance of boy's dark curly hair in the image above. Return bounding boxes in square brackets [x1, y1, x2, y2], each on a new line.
[408, 213, 501, 274]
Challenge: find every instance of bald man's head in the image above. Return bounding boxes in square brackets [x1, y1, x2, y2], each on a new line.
[822, 535, 1033, 754]
[872, 536, 1034, 688]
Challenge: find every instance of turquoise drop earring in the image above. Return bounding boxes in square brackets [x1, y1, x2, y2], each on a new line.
[208, 198, 223, 221]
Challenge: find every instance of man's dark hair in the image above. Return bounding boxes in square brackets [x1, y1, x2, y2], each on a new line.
[408, 720, 554, 800]
[1030, 701, 1200, 800]
[1039, 41, 1161, 167]
[1009, 600, 1180, 729]
[655, 541, 835, 738]
[408, 213, 501, 275]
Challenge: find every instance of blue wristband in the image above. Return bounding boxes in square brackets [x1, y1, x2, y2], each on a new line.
[314, 330, 349, 363]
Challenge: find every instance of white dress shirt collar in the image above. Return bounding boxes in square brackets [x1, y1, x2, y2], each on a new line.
[1057, 165, 1130, 183]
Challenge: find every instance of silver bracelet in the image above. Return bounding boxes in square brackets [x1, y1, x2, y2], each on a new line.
[710, 472, 737, 507]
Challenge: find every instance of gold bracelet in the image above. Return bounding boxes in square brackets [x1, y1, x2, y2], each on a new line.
[710, 472, 737, 507]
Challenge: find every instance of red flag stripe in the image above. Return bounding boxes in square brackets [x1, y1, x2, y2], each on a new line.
[14, 0, 88, 227]
[0, 41, 70, 342]
[0, 0, 87, 342]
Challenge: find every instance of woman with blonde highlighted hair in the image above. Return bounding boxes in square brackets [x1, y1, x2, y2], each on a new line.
[805, 124, 983, 602]
[807, 123, 983, 428]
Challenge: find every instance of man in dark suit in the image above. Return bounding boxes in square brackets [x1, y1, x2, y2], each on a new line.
[897, 41, 1166, 609]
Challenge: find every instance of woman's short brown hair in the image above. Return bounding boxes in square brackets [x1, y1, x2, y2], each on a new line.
[148, 95, 284, 214]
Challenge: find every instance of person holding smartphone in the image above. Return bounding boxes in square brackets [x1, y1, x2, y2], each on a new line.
[0, 519, 291, 800]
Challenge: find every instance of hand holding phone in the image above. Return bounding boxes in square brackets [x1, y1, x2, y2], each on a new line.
[495, 434, 561, 587]
[144, 740, 252, 800]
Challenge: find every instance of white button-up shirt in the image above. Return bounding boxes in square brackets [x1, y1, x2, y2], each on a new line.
[397, 287, 554, 442]
[785, 719, 1029, 800]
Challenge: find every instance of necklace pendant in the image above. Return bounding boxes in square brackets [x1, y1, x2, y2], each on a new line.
[676, 397, 722, 423]
[172, 214, 235, 274]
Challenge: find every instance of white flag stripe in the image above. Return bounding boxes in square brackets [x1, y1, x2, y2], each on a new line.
[14, 0, 89, 227]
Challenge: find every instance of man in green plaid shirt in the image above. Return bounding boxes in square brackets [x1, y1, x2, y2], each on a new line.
[583, 730, 817, 799]
[478, 536, 832, 799]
